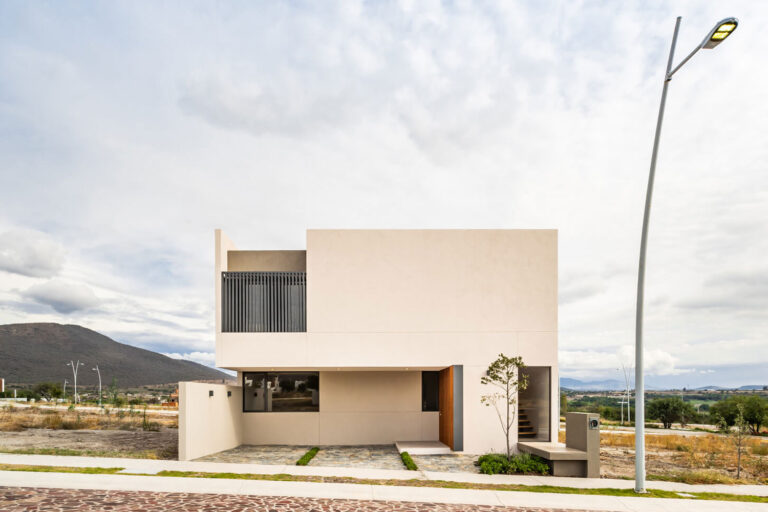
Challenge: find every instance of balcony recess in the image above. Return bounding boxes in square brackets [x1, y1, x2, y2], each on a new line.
[222, 271, 306, 332]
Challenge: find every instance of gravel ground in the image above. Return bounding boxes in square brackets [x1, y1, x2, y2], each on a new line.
[0, 428, 178, 458]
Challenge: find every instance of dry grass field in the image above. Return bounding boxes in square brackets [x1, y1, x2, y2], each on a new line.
[0, 404, 178, 459]
[559, 430, 768, 484]
[0, 404, 177, 432]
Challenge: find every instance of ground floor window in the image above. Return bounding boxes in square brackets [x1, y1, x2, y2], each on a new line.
[422, 371, 439, 411]
[243, 372, 319, 412]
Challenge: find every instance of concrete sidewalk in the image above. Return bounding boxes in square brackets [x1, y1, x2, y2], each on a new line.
[1, 470, 765, 512]
[1, 453, 766, 497]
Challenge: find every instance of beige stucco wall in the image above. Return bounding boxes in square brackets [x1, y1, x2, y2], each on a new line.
[212, 229, 558, 453]
[306, 229, 556, 333]
[228, 250, 306, 272]
[178, 382, 243, 461]
[237, 371, 439, 446]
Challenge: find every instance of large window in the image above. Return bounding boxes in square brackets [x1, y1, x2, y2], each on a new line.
[422, 371, 439, 411]
[243, 372, 319, 412]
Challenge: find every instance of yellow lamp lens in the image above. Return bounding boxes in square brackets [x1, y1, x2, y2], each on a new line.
[718, 23, 736, 32]
[711, 31, 729, 40]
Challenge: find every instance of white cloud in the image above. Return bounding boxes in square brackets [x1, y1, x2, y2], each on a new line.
[0, 229, 65, 278]
[560, 345, 692, 380]
[22, 279, 99, 313]
[163, 351, 215, 366]
[0, 1, 766, 386]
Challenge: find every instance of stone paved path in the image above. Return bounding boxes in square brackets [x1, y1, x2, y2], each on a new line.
[194, 444, 312, 465]
[310, 444, 404, 470]
[0, 487, 594, 511]
[412, 454, 480, 473]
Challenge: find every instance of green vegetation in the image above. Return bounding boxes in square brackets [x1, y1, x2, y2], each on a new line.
[0, 463, 123, 474]
[477, 453, 549, 475]
[400, 451, 418, 471]
[711, 395, 768, 434]
[648, 470, 739, 485]
[3, 463, 766, 503]
[647, 397, 697, 428]
[296, 446, 319, 466]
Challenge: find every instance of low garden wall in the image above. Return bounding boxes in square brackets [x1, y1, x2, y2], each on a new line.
[178, 381, 243, 461]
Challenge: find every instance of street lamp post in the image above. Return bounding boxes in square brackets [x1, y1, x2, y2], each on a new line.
[66, 360, 84, 404]
[635, 16, 738, 493]
[93, 365, 102, 407]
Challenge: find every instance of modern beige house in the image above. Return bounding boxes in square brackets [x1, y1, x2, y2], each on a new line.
[179, 229, 558, 461]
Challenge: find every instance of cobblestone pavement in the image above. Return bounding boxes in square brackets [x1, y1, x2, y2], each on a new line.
[194, 444, 312, 465]
[309, 445, 405, 470]
[412, 454, 480, 473]
[0, 487, 594, 511]
[194, 445, 482, 473]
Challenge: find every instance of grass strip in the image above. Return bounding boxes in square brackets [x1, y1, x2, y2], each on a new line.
[296, 447, 319, 466]
[0, 447, 169, 460]
[0, 463, 123, 474]
[152, 470, 767, 503]
[0, 464, 765, 504]
[400, 451, 418, 471]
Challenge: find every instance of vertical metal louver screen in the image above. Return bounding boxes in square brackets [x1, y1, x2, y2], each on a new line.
[222, 272, 306, 332]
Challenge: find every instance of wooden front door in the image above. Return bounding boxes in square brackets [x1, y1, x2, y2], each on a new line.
[438, 366, 453, 449]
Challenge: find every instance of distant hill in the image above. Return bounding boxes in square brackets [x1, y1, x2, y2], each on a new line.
[560, 378, 626, 391]
[561, 377, 663, 392]
[0, 323, 231, 387]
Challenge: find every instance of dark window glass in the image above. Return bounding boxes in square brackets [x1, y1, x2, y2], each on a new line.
[422, 371, 439, 411]
[243, 372, 319, 412]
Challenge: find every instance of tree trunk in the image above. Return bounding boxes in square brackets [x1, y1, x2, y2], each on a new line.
[506, 382, 511, 461]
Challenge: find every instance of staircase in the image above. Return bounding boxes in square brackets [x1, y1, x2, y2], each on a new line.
[518, 408, 537, 439]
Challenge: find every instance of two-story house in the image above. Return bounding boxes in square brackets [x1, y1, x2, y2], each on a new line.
[179, 229, 558, 461]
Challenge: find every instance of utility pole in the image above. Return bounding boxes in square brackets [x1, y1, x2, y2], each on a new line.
[63, 379, 68, 400]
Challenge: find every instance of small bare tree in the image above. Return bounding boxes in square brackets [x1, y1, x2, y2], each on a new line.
[717, 403, 749, 479]
[481, 353, 528, 460]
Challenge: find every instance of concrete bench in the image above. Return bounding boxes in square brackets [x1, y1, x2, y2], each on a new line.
[517, 412, 600, 478]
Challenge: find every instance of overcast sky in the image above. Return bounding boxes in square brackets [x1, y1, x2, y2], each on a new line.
[1, 1, 766, 388]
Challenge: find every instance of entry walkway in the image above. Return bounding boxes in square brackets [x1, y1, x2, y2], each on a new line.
[1, 453, 766, 497]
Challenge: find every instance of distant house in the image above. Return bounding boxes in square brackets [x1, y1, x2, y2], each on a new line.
[179, 229, 558, 461]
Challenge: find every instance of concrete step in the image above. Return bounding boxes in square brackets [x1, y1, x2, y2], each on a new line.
[395, 441, 452, 455]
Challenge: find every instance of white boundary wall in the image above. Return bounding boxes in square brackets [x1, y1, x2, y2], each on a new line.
[179, 382, 243, 461]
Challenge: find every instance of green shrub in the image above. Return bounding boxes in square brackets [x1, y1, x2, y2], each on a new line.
[296, 447, 319, 466]
[478, 453, 549, 475]
[400, 451, 418, 471]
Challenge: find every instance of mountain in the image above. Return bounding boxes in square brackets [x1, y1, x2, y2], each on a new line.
[0, 323, 231, 387]
[560, 378, 626, 391]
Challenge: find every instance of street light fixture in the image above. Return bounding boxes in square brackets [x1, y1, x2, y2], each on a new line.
[66, 360, 84, 404]
[92, 365, 102, 408]
[635, 16, 738, 494]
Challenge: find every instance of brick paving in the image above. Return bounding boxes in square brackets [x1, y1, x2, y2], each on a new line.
[0, 487, 594, 511]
